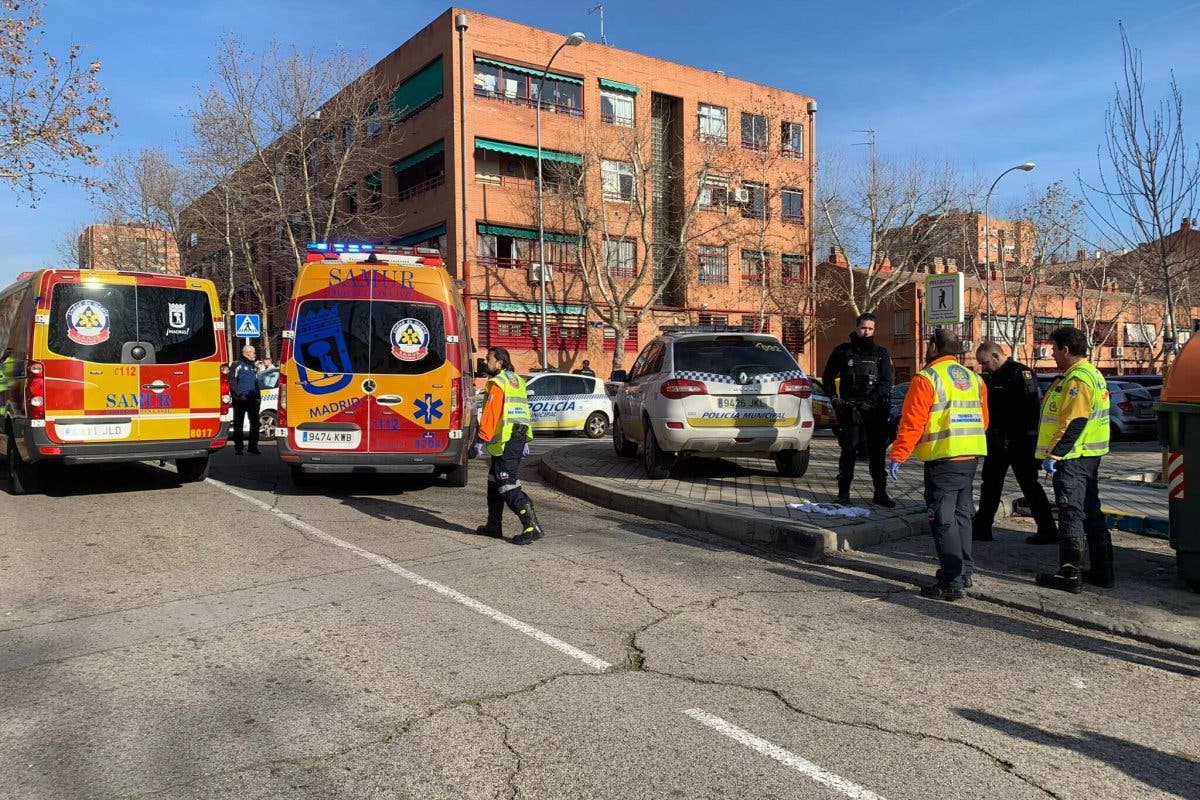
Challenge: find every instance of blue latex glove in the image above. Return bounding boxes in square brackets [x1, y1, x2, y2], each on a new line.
[522, 443, 531, 457]
[888, 460, 901, 481]
[1042, 457, 1056, 475]
[473, 442, 485, 458]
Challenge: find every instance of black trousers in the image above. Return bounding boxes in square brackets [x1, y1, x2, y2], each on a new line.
[976, 435, 1056, 535]
[836, 409, 888, 494]
[487, 434, 532, 519]
[925, 459, 978, 589]
[1052, 456, 1110, 556]
[232, 395, 261, 453]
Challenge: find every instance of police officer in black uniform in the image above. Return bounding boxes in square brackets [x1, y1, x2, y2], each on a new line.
[972, 341, 1058, 543]
[823, 312, 895, 507]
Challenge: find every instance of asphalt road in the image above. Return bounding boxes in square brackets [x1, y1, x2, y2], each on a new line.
[2, 439, 1197, 800]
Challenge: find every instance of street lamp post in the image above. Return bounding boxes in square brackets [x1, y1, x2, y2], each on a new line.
[981, 161, 1035, 335]
[536, 32, 585, 371]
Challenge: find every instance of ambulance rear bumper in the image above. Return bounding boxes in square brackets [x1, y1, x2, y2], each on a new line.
[16, 419, 229, 464]
[276, 434, 469, 474]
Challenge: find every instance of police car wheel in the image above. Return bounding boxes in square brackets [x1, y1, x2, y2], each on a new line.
[259, 410, 277, 439]
[643, 425, 673, 479]
[584, 412, 608, 439]
[774, 448, 810, 478]
[613, 415, 638, 458]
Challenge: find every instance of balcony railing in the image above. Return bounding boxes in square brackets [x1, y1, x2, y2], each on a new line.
[781, 210, 805, 225]
[781, 145, 804, 159]
[741, 206, 769, 221]
[477, 256, 580, 273]
[473, 88, 583, 118]
[741, 137, 769, 152]
[396, 173, 445, 203]
[600, 110, 634, 127]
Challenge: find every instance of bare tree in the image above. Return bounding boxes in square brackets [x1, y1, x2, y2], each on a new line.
[0, 0, 114, 201]
[100, 148, 193, 267]
[1079, 24, 1200, 367]
[820, 146, 965, 315]
[53, 222, 84, 268]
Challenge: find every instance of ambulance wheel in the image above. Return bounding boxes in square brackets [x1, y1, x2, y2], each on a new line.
[775, 448, 810, 478]
[585, 412, 609, 439]
[642, 424, 673, 480]
[6, 436, 41, 495]
[290, 464, 314, 488]
[443, 463, 468, 488]
[613, 414, 638, 458]
[176, 456, 210, 483]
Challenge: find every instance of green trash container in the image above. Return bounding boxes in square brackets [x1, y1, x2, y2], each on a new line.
[1158, 337, 1200, 592]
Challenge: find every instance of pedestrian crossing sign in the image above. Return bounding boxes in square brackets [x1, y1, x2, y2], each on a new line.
[234, 314, 262, 338]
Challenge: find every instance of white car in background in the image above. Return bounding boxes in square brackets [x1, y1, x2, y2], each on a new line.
[474, 371, 613, 438]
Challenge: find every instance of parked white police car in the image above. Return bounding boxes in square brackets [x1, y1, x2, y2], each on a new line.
[476, 371, 613, 438]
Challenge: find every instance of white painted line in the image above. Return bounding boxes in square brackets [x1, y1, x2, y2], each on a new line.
[208, 478, 612, 672]
[684, 708, 888, 800]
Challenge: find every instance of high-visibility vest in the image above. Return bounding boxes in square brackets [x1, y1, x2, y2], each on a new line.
[1036, 360, 1110, 460]
[913, 359, 988, 462]
[485, 370, 534, 456]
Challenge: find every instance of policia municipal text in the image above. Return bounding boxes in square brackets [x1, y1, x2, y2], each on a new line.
[473, 347, 545, 545]
[889, 328, 988, 601]
[1034, 327, 1113, 593]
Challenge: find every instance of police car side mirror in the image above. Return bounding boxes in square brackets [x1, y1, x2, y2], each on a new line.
[527, 391, 536, 397]
[611, 369, 628, 383]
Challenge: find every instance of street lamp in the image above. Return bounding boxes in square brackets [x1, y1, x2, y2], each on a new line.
[536, 31, 584, 371]
[981, 161, 1035, 336]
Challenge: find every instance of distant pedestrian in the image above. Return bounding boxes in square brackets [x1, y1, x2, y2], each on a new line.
[231, 345, 262, 456]
[573, 359, 596, 377]
[973, 342, 1057, 544]
[889, 328, 988, 601]
[261, 357, 275, 371]
[1035, 327, 1113, 593]
[822, 312, 895, 507]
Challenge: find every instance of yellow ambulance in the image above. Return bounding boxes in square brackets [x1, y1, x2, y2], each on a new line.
[0, 269, 230, 494]
[276, 243, 475, 486]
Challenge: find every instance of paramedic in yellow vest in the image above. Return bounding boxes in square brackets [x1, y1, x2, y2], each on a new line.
[1034, 326, 1113, 593]
[888, 328, 989, 601]
[473, 347, 544, 545]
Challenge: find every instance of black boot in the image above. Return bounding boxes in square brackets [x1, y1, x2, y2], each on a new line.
[511, 499, 545, 545]
[972, 515, 993, 542]
[836, 477, 852, 505]
[1035, 540, 1083, 593]
[1083, 536, 1115, 588]
[872, 490, 896, 509]
[475, 493, 504, 538]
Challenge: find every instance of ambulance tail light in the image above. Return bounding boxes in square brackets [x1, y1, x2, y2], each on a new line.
[779, 377, 813, 399]
[219, 363, 231, 416]
[26, 360, 45, 419]
[276, 374, 288, 429]
[450, 377, 462, 429]
[661, 379, 707, 399]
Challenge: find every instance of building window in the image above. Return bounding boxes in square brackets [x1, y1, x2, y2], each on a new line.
[604, 237, 636, 278]
[600, 88, 635, 127]
[473, 57, 582, 117]
[393, 141, 447, 202]
[893, 309, 913, 342]
[741, 250, 769, 284]
[602, 159, 635, 201]
[342, 119, 355, 148]
[698, 312, 728, 327]
[476, 228, 576, 272]
[742, 181, 767, 219]
[1093, 320, 1118, 347]
[604, 325, 640, 352]
[781, 188, 805, 224]
[698, 103, 727, 145]
[984, 314, 1026, 343]
[365, 102, 382, 137]
[698, 245, 728, 284]
[344, 183, 358, 215]
[781, 253, 806, 283]
[390, 56, 444, 122]
[478, 306, 587, 351]
[1124, 322, 1156, 346]
[741, 112, 768, 151]
[782, 317, 806, 355]
[364, 172, 383, 212]
[699, 174, 729, 210]
[895, 365, 912, 382]
[781, 121, 804, 157]
[1034, 316, 1073, 342]
[741, 315, 769, 334]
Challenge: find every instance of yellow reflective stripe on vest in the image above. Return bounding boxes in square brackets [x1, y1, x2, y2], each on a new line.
[913, 361, 987, 461]
[1035, 361, 1110, 459]
[485, 371, 534, 456]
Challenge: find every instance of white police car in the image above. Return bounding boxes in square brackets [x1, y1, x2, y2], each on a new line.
[525, 372, 613, 438]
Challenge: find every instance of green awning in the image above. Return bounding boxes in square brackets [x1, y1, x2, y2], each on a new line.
[364, 171, 382, 186]
[478, 299, 587, 316]
[391, 223, 446, 246]
[390, 56, 444, 121]
[392, 140, 445, 175]
[599, 78, 639, 94]
[477, 223, 578, 244]
[475, 57, 582, 85]
[474, 137, 582, 165]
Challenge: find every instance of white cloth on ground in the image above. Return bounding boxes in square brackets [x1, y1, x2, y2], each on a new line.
[786, 501, 871, 518]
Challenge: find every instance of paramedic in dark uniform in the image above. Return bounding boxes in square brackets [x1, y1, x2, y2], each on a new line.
[822, 312, 895, 507]
[474, 347, 545, 545]
[972, 342, 1058, 543]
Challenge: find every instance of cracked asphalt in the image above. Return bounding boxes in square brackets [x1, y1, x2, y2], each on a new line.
[2, 441, 1198, 799]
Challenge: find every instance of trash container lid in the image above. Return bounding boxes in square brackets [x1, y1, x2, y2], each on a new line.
[1163, 335, 1200, 403]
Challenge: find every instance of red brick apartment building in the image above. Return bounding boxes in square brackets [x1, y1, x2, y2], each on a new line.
[181, 7, 817, 375]
[79, 223, 180, 274]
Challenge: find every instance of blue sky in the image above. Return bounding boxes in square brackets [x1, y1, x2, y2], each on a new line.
[4, 0, 1199, 286]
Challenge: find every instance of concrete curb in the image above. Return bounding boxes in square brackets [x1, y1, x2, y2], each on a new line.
[538, 450, 928, 559]
[828, 556, 1200, 657]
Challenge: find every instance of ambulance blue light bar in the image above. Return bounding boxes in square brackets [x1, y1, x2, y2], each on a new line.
[307, 242, 375, 253]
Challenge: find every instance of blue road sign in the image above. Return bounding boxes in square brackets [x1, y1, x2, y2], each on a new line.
[234, 314, 262, 338]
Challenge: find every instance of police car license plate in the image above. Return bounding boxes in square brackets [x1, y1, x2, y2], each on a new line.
[717, 397, 766, 409]
[300, 431, 353, 443]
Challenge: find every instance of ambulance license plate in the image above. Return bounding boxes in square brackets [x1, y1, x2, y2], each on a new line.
[300, 431, 354, 443]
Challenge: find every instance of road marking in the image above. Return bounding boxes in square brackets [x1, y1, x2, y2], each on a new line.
[208, 479, 612, 672]
[684, 709, 888, 800]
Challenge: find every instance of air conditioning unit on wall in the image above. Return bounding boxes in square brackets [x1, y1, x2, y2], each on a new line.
[1112, 346, 1125, 358]
[961, 340, 975, 354]
[732, 187, 751, 204]
[528, 262, 553, 284]
[1036, 345, 1052, 359]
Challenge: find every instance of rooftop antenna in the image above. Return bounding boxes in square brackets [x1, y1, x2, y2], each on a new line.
[588, 4, 607, 44]
[852, 128, 876, 157]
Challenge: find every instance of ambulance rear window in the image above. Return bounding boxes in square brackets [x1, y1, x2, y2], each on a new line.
[47, 283, 216, 364]
[294, 299, 446, 375]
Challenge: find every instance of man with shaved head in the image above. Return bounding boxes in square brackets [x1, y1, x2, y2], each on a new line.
[973, 341, 1055, 543]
